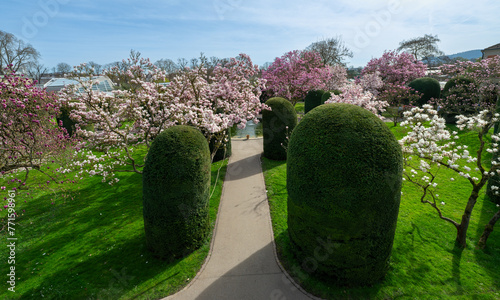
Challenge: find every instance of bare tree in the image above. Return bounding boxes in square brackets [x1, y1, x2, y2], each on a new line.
[398, 34, 445, 61]
[56, 62, 72, 75]
[306, 36, 353, 66]
[0, 30, 40, 74]
[177, 58, 188, 69]
[27, 62, 48, 83]
[154, 58, 177, 74]
[88, 61, 102, 75]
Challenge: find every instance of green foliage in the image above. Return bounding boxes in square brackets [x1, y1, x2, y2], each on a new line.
[287, 103, 403, 286]
[143, 125, 211, 260]
[409, 77, 441, 106]
[209, 130, 232, 162]
[304, 89, 325, 114]
[263, 97, 298, 160]
[321, 90, 341, 104]
[57, 105, 76, 136]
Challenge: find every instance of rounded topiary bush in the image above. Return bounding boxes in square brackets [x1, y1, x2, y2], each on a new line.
[321, 90, 341, 104]
[143, 125, 211, 260]
[304, 90, 325, 114]
[209, 130, 232, 162]
[441, 76, 477, 124]
[287, 103, 402, 286]
[263, 97, 297, 160]
[409, 77, 441, 106]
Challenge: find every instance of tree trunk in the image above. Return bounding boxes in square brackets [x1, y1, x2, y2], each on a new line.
[477, 210, 500, 249]
[456, 189, 480, 248]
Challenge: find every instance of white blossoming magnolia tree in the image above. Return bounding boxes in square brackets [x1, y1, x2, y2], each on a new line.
[59, 54, 266, 183]
[400, 105, 500, 248]
[324, 81, 388, 117]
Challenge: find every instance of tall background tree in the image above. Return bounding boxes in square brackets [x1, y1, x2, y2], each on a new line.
[27, 62, 48, 83]
[397, 34, 445, 62]
[56, 62, 72, 75]
[306, 36, 353, 67]
[0, 30, 40, 74]
[88, 61, 103, 75]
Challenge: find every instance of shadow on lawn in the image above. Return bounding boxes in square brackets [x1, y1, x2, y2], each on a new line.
[473, 195, 500, 291]
[14, 173, 194, 299]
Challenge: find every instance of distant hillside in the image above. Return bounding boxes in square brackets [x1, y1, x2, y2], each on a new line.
[447, 49, 482, 60]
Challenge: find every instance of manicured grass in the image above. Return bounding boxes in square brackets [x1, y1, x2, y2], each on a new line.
[295, 101, 305, 114]
[0, 158, 227, 299]
[262, 123, 500, 299]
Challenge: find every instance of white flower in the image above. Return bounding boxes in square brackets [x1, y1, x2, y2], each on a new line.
[441, 201, 445, 205]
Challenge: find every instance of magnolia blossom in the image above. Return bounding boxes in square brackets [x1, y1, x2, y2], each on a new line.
[262, 50, 334, 105]
[324, 82, 388, 116]
[59, 54, 266, 183]
[361, 50, 427, 86]
[0, 70, 75, 188]
[400, 104, 500, 248]
[437, 56, 500, 114]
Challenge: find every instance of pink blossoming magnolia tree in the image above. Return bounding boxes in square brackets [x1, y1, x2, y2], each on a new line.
[262, 50, 333, 105]
[360, 50, 427, 125]
[437, 56, 500, 115]
[59, 54, 266, 183]
[361, 50, 427, 86]
[0, 70, 75, 189]
[400, 105, 500, 248]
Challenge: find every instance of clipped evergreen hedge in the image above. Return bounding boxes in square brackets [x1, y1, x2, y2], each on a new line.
[409, 77, 441, 106]
[287, 103, 403, 286]
[263, 97, 297, 160]
[304, 90, 325, 114]
[57, 105, 76, 136]
[143, 125, 211, 260]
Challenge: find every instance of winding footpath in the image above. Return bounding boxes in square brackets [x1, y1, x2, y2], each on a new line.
[164, 138, 317, 300]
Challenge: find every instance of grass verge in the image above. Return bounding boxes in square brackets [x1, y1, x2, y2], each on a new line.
[262, 124, 500, 299]
[0, 159, 227, 299]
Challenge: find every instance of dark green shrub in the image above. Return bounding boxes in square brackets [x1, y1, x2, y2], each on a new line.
[57, 105, 76, 136]
[304, 90, 325, 114]
[263, 97, 297, 160]
[209, 130, 232, 162]
[409, 77, 441, 106]
[143, 125, 211, 260]
[287, 103, 402, 286]
[440, 76, 478, 124]
[321, 90, 341, 104]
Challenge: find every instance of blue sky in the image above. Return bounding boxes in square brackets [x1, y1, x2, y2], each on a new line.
[1, 0, 499, 69]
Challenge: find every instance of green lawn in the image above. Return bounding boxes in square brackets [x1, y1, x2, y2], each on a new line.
[0, 158, 227, 299]
[262, 123, 500, 299]
[295, 101, 305, 114]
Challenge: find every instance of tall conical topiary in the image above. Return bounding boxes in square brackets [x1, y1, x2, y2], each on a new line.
[263, 97, 297, 160]
[287, 103, 403, 286]
[409, 77, 441, 106]
[304, 89, 325, 114]
[143, 125, 211, 260]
